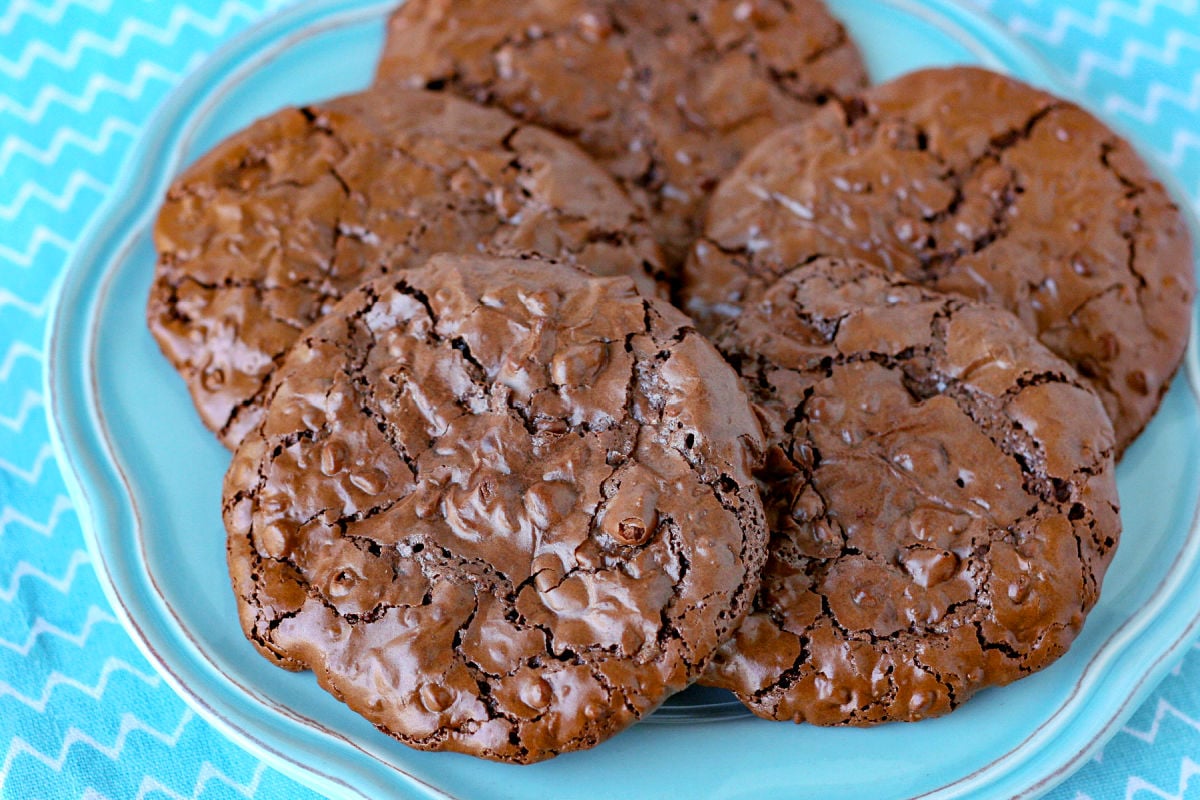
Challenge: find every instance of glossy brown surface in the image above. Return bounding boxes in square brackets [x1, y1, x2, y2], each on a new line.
[701, 257, 1121, 725]
[224, 255, 768, 763]
[375, 0, 868, 266]
[149, 86, 665, 449]
[682, 66, 1195, 453]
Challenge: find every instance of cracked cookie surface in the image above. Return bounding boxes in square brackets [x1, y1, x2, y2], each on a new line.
[374, 0, 868, 267]
[682, 66, 1195, 453]
[700, 257, 1120, 725]
[149, 86, 665, 449]
[224, 254, 767, 763]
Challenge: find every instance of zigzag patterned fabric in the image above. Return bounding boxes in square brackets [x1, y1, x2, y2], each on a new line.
[0, 1, 1197, 797]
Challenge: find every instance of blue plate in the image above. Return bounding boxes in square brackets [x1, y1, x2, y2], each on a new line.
[45, 1, 1200, 798]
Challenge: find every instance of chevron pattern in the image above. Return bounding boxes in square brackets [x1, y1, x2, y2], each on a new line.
[970, 6, 1200, 798]
[0, 0, 318, 796]
[975, 0, 1200, 202]
[0, 0, 1197, 797]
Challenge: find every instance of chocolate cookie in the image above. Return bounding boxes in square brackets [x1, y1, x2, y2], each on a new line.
[224, 254, 768, 762]
[150, 86, 665, 449]
[374, 0, 868, 266]
[701, 257, 1121, 725]
[682, 66, 1195, 453]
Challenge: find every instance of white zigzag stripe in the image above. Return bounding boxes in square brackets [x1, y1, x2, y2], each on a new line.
[0, 341, 42, 380]
[1164, 129, 1200, 170]
[0, 443, 55, 484]
[1008, 0, 1198, 46]
[0, 340, 42, 377]
[0, 286, 54, 318]
[1153, 27, 1200, 66]
[0, 3, 260, 78]
[121, 762, 265, 800]
[0, 494, 74, 538]
[0, 389, 42, 433]
[0, 549, 89, 603]
[1124, 757, 1200, 799]
[0, 58, 194, 125]
[77, 761, 266, 800]
[0, 656, 158, 713]
[0, 226, 71, 268]
[0, 115, 137, 172]
[1120, 698, 1200, 744]
[1106, 70, 1200, 124]
[0, 605, 118, 656]
[0, 708, 193, 788]
[0, 170, 108, 222]
[1075, 27, 1200, 89]
[128, 762, 266, 800]
[0, 0, 112, 37]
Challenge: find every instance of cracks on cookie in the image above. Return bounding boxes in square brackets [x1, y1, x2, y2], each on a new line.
[230, 263, 764, 762]
[152, 94, 666, 451]
[716, 265, 1117, 724]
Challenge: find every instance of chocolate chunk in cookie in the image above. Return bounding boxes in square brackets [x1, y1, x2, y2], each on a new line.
[375, 0, 868, 266]
[150, 86, 665, 449]
[683, 66, 1195, 453]
[701, 257, 1121, 725]
[224, 254, 767, 762]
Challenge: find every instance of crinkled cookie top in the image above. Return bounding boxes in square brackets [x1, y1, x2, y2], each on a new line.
[702, 257, 1121, 726]
[376, 0, 868, 265]
[150, 86, 664, 448]
[683, 66, 1194, 453]
[224, 254, 767, 763]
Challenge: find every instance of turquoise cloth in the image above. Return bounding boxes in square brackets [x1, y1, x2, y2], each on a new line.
[1, 1, 1197, 797]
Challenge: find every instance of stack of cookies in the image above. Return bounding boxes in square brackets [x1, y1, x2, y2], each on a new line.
[146, 0, 1194, 765]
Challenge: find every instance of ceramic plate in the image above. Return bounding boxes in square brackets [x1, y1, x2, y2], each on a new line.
[46, 0, 1200, 797]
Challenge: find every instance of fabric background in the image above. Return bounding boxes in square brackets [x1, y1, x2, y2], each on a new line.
[1, 0, 1197, 797]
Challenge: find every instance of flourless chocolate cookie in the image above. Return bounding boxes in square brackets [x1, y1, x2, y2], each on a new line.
[224, 254, 768, 762]
[682, 66, 1195, 453]
[150, 86, 665, 449]
[374, 0, 868, 266]
[701, 257, 1121, 725]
